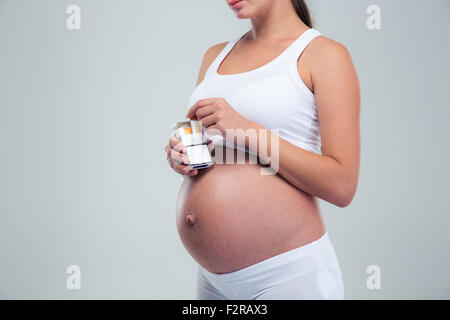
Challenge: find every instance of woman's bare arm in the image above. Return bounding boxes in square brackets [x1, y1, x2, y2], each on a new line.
[249, 38, 361, 207]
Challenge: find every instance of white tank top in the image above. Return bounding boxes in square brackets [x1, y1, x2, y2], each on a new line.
[187, 28, 322, 155]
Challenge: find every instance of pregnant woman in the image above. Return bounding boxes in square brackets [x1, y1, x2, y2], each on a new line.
[165, 0, 360, 299]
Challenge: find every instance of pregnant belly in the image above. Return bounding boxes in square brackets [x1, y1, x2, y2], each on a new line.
[176, 149, 325, 274]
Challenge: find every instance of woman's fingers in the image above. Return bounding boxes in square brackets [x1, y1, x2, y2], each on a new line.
[187, 169, 198, 176]
[169, 148, 189, 165]
[193, 104, 216, 121]
[175, 162, 190, 174]
[200, 114, 219, 129]
[175, 162, 198, 176]
[205, 124, 223, 137]
[167, 137, 188, 164]
[186, 98, 216, 118]
[168, 155, 194, 174]
[172, 162, 187, 175]
[170, 137, 187, 154]
[207, 140, 215, 153]
[167, 146, 198, 176]
[165, 137, 200, 177]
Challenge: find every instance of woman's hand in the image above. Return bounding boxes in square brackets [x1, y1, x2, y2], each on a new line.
[186, 98, 253, 140]
[165, 136, 199, 176]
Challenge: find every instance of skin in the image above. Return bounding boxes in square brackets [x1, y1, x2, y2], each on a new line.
[165, 0, 360, 273]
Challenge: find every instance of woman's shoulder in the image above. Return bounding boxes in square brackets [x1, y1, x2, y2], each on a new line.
[203, 42, 229, 62]
[303, 34, 352, 67]
[296, 33, 356, 92]
[196, 41, 229, 85]
[298, 34, 354, 78]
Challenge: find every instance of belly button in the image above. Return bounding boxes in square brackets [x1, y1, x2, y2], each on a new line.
[186, 214, 196, 226]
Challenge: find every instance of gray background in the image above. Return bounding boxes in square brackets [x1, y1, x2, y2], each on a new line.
[0, 0, 449, 299]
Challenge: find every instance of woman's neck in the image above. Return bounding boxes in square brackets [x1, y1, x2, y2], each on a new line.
[249, 1, 309, 41]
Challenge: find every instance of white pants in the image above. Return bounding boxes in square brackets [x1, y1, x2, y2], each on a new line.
[197, 232, 344, 300]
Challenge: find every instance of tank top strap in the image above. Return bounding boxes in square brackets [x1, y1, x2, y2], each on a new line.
[205, 38, 241, 78]
[204, 29, 321, 79]
[204, 35, 243, 79]
[285, 28, 322, 63]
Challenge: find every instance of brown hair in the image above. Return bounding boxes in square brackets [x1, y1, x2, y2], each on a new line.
[291, 0, 313, 28]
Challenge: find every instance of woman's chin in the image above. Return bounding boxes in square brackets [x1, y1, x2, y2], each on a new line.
[235, 11, 251, 19]
[232, 7, 253, 19]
